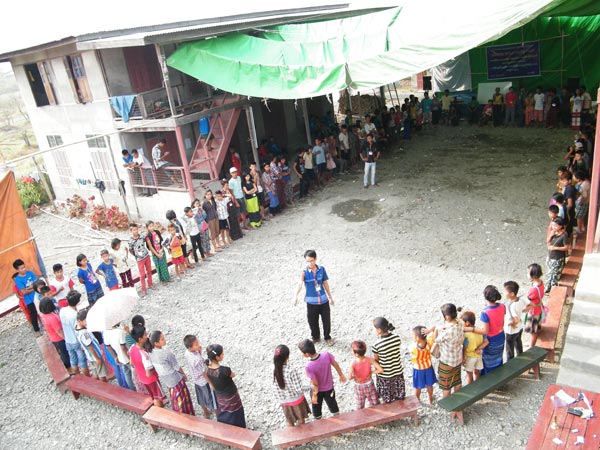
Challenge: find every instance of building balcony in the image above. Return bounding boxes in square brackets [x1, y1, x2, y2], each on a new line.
[111, 83, 213, 130]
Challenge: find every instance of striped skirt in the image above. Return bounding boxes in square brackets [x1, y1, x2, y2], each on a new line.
[438, 362, 462, 391]
[481, 332, 505, 375]
[216, 391, 246, 428]
[152, 253, 170, 282]
[169, 378, 195, 416]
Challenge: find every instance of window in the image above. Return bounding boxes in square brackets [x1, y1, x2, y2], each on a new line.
[24, 62, 58, 107]
[47, 135, 71, 186]
[90, 149, 117, 191]
[47, 135, 63, 147]
[86, 135, 107, 148]
[64, 54, 92, 103]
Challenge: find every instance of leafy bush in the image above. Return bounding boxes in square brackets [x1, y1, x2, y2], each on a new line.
[90, 205, 129, 230]
[65, 194, 88, 218]
[17, 176, 49, 209]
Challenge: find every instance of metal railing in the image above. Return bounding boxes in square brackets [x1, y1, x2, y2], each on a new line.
[111, 83, 213, 122]
[128, 166, 188, 193]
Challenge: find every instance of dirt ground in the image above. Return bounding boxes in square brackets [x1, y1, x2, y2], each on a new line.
[0, 122, 573, 449]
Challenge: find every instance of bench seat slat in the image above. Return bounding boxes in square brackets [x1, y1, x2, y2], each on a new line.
[65, 375, 153, 415]
[142, 406, 262, 450]
[438, 347, 547, 412]
[536, 286, 567, 362]
[272, 396, 419, 449]
[36, 335, 70, 392]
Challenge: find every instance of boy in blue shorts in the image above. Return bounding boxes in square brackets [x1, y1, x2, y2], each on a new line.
[60, 290, 89, 376]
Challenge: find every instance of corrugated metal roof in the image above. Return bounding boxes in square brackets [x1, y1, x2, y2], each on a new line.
[0, 1, 394, 60]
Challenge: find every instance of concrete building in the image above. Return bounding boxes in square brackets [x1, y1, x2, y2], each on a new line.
[0, 4, 371, 219]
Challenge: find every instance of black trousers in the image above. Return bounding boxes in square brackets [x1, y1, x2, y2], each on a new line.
[189, 233, 205, 262]
[312, 388, 339, 419]
[505, 329, 523, 360]
[306, 302, 331, 341]
[299, 176, 309, 198]
[27, 302, 40, 332]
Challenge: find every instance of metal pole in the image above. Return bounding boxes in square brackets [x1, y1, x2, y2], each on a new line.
[174, 126, 196, 201]
[585, 87, 600, 253]
[105, 136, 134, 219]
[301, 99, 312, 145]
[155, 44, 178, 117]
[31, 156, 57, 213]
[245, 106, 260, 165]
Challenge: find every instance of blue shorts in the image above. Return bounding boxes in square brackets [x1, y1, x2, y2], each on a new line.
[412, 367, 437, 389]
[66, 341, 88, 369]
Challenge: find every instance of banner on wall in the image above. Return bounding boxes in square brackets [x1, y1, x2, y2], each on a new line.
[486, 41, 540, 80]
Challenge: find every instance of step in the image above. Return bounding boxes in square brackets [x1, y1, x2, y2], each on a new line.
[556, 365, 600, 394]
[574, 254, 600, 304]
[564, 322, 600, 347]
[570, 299, 600, 326]
[559, 341, 600, 374]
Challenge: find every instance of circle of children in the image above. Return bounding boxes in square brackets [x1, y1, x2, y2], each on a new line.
[9, 94, 595, 432]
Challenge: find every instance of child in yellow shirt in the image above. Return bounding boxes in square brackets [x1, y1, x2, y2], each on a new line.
[461, 311, 488, 385]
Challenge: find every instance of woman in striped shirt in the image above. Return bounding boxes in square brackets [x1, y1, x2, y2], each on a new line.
[372, 317, 405, 403]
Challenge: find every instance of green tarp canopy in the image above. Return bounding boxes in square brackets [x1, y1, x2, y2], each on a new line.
[167, 0, 599, 99]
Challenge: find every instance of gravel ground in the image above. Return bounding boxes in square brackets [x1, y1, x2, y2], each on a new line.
[0, 124, 572, 449]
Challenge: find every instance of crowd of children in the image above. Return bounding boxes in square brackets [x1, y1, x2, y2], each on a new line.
[9, 87, 597, 435]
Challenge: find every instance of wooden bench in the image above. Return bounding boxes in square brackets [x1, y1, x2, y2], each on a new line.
[526, 384, 600, 449]
[271, 396, 419, 449]
[36, 335, 71, 393]
[438, 347, 548, 424]
[535, 286, 567, 363]
[65, 375, 153, 415]
[559, 234, 586, 297]
[142, 405, 262, 450]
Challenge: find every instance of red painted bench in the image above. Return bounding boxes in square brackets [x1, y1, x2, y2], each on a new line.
[536, 286, 568, 363]
[36, 335, 70, 393]
[271, 396, 419, 449]
[142, 406, 262, 450]
[66, 375, 153, 415]
[526, 384, 600, 449]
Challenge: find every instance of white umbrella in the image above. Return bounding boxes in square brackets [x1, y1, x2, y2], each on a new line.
[85, 287, 139, 331]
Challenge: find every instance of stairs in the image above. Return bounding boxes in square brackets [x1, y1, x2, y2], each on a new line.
[556, 252, 600, 393]
[189, 94, 242, 181]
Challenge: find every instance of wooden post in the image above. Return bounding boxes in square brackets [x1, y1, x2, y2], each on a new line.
[301, 99, 312, 145]
[31, 156, 57, 213]
[347, 89, 353, 112]
[155, 44, 178, 117]
[105, 136, 134, 219]
[174, 126, 195, 201]
[392, 82, 401, 106]
[245, 106, 260, 165]
[585, 86, 600, 253]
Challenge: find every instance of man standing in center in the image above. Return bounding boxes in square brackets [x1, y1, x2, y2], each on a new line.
[294, 250, 335, 347]
[360, 133, 380, 189]
[228, 167, 251, 231]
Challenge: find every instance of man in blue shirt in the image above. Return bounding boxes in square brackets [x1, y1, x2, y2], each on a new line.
[121, 149, 134, 168]
[13, 259, 40, 335]
[228, 167, 251, 230]
[294, 250, 336, 346]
